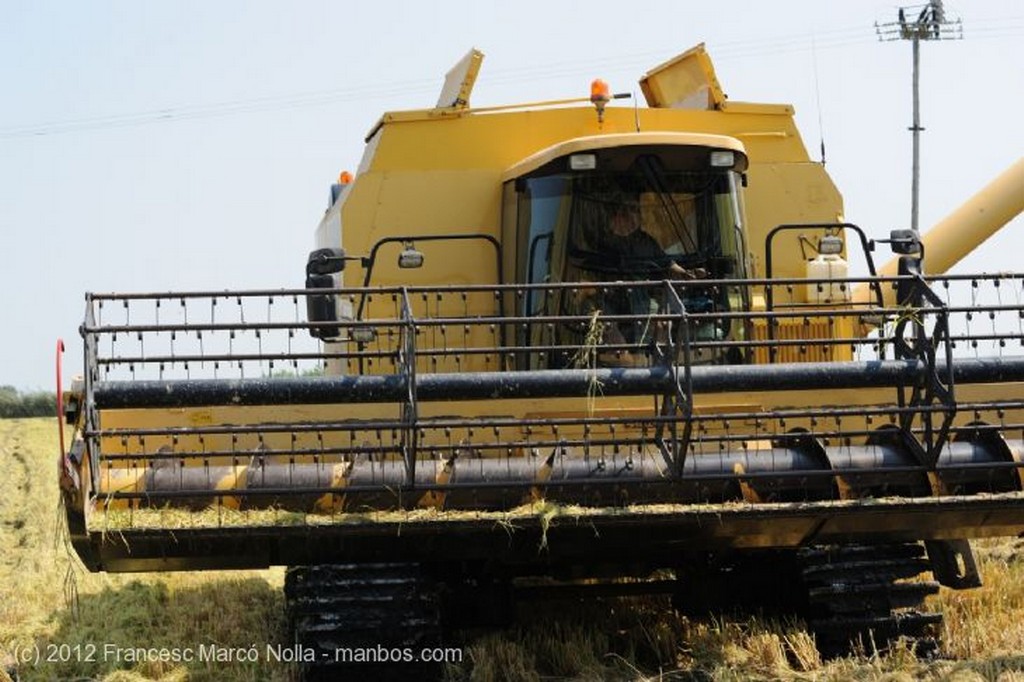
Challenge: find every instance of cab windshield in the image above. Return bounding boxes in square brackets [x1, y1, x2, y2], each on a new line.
[517, 164, 745, 287]
[567, 171, 742, 277]
[510, 151, 749, 367]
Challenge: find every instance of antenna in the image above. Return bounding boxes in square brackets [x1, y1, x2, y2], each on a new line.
[875, 1, 963, 234]
[811, 33, 826, 166]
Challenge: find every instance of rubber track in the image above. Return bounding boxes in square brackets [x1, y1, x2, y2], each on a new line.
[799, 543, 942, 655]
[285, 563, 442, 681]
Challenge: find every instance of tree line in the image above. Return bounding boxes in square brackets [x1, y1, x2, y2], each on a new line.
[0, 386, 57, 418]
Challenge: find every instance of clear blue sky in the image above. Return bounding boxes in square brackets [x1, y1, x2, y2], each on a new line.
[1, 1, 1021, 389]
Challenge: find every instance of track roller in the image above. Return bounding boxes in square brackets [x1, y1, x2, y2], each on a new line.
[285, 563, 442, 681]
[800, 543, 942, 656]
[673, 542, 943, 658]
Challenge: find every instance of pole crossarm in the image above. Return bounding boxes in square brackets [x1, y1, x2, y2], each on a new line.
[875, 1, 964, 43]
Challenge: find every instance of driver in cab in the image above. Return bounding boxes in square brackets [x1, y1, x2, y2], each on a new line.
[605, 200, 700, 279]
[578, 198, 705, 366]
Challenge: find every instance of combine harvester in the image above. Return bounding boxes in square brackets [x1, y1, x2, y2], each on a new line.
[59, 45, 1024, 674]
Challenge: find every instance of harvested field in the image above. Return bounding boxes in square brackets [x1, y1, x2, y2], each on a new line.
[0, 418, 287, 682]
[3, 416, 1024, 681]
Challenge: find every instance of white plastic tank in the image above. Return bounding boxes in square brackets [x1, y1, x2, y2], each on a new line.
[805, 254, 850, 304]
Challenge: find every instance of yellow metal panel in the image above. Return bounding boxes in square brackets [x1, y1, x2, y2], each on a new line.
[639, 43, 726, 110]
[719, 101, 794, 116]
[435, 48, 484, 109]
[344, 106, 838, 261]
[744, 162, 844, 280]
[750, 315, 854, 363]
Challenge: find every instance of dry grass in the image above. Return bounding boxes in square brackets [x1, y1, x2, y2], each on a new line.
[93, 491, 1022, 534]
[5, 417, 1024, 681]
[0, 418, 288, 682]
[938, 537, 1024, 659]
[452, 604, 1024, 682]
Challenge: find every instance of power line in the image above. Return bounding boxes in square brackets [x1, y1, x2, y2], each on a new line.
[2, 18, 1017, 141]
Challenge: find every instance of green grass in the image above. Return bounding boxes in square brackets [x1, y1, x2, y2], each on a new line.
[4, 417, 1024, 682]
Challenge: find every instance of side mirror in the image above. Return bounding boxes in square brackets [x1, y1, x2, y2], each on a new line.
[885, 230, 924, 307]
[887, 229, 922, 256]
[306, 248, 347, 276]
[305, 249, 345, 340]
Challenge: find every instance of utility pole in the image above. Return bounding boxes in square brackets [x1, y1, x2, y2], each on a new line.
[876, 1, 962, 234]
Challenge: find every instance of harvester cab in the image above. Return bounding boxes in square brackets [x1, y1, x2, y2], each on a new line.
[502, 134, 750, 368]
[59, 43, 1024, 674]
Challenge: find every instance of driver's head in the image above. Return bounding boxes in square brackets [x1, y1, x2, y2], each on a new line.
[609, 202, 640, 236]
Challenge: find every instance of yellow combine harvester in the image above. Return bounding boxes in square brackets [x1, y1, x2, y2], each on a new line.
[59, 45, 1024, 673]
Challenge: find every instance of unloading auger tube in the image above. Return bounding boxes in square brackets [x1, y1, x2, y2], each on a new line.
[58, 273, 1024, 572]
[853, 156, 1024, 308]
